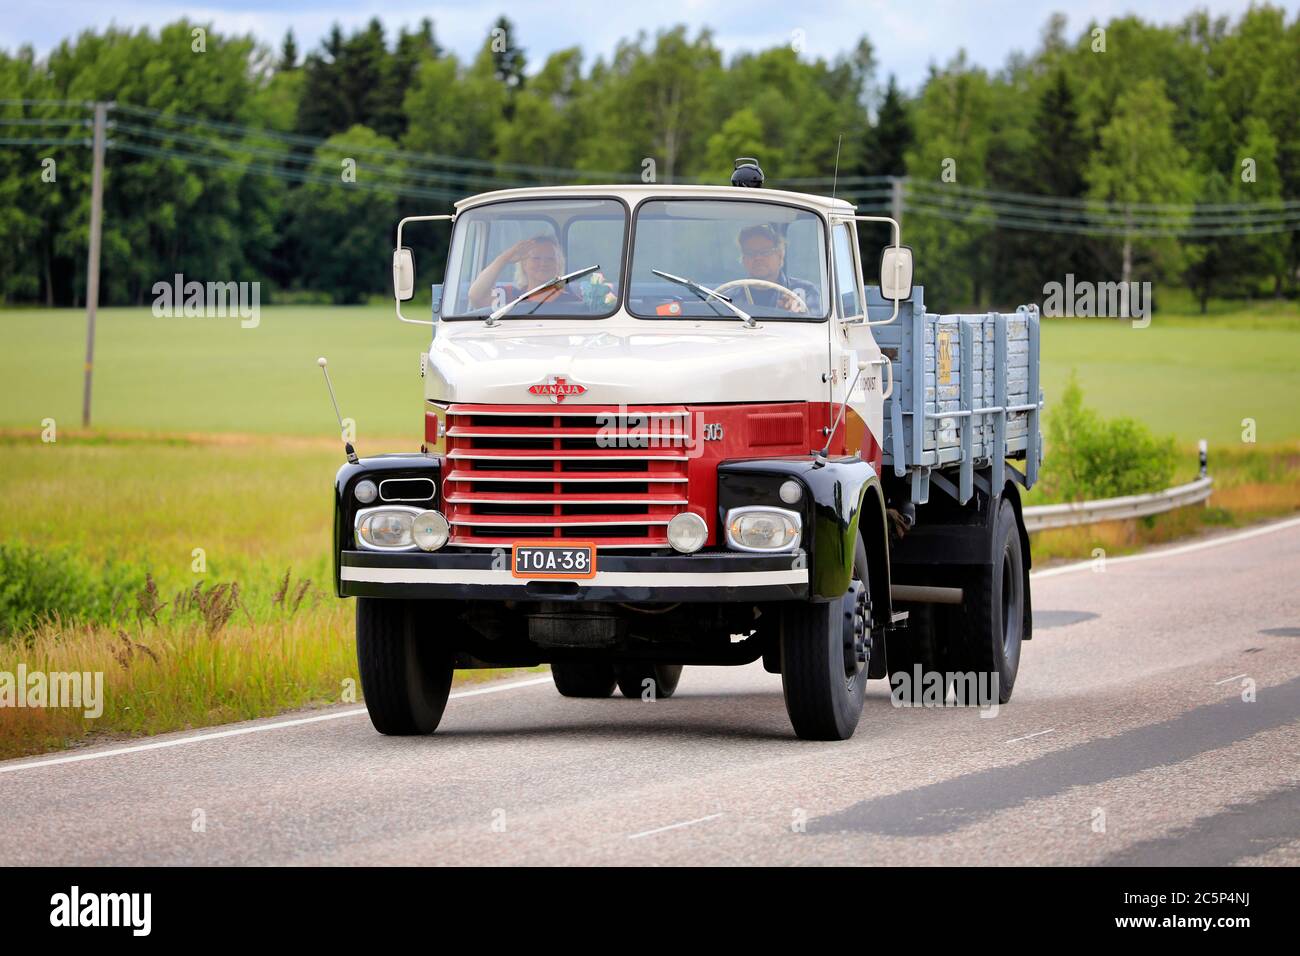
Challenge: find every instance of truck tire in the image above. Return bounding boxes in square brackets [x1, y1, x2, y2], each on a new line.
[356, 597, 454, 735]
[886, 603, 955, 706]
[948, 497, 1024, 704]
[615, 663, 683, 700]
[551, 661, 617, 698]
[780, 537, 871, 741]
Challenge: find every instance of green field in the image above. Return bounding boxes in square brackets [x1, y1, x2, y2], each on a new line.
[0, 305, 429, 440]
[3, 302, 1300, 446]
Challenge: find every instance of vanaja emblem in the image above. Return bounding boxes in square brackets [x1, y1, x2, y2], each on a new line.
[528, 375, 587, 404]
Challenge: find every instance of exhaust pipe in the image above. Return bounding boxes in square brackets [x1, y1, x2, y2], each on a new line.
[890, 584, 964, 605]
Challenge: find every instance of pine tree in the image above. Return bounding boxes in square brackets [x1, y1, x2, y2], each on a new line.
[1025, 67, 1096, 299]
[280, 29, 298, 71]
[490, 16, 527, 92]
[868, 75, 911, 177]
[1033, 68, 1087, 199]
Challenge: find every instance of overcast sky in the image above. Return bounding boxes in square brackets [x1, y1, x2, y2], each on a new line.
[1, 0, 1284, 93]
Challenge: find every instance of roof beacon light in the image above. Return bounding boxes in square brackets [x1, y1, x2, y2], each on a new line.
[731, 157, 764, 188]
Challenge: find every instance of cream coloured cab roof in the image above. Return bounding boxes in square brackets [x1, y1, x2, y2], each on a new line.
[452, 183, 857, 218]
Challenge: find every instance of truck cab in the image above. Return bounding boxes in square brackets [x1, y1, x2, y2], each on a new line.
[332, 161, 1039, 741]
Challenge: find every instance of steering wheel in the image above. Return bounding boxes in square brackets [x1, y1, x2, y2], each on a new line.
[714, 278, 809, 314]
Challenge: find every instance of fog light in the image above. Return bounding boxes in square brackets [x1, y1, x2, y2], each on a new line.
[354, 479, 378, 504]
[412, 510, 449, 552]
[666, 512, 708, 553]
[355, 507, 419, 551]
[779, 479, 803, 504]
[725, 507, 801, 552]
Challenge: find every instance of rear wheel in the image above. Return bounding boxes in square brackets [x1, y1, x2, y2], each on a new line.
[947, 498, 1025, 704]
[780, 536, 871, 741]
[356, 597, 454, 735]
[615, 663, 683, 700]
[551, 660, 617, 698]
[886, 602, 955, 706]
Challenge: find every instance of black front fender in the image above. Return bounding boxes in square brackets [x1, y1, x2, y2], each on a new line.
[717, 456, 883, 601]
[333, 453, 442, 597]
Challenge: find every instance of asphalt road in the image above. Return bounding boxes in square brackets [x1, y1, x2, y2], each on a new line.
[3, 518, 1299, 866]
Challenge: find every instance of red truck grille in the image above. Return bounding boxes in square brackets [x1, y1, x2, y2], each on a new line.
[442, 404, 693, 549]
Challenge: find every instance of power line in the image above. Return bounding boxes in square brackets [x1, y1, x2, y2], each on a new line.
[816, 174, 1300, 215]
[902, 186, 1300, 229]
[107, 139, 464, 202]
[4, 104, 1297, 237]
[109, 101, 646, 182]
[109, 120, 526, 192]
[911, 178, 1300, 214]
[0, 136, 90, 147]
[904, 199, 1300, 237]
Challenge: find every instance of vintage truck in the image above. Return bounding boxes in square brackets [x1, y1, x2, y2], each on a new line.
[330, 159, 1042, 741]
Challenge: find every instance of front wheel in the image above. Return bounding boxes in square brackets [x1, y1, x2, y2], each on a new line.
[780, 537, 871, 740]
[356, 597, 455, 735]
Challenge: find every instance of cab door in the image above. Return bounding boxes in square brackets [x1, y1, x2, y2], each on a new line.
[831, 220, 885, 468]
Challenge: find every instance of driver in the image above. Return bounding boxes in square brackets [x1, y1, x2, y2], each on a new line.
[734, 224, 820, 314]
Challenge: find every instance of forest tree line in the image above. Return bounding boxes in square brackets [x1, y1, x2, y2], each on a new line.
[1, 7, 1297, 311]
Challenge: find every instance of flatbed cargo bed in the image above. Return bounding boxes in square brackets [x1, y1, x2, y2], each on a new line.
[867, 288, 1043, 506]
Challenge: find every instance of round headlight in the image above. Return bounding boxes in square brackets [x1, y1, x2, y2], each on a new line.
[666, 512, 708, 553]
[354, 479, 378, 504]
[726, 507, 802, 552]
[412, 510, 449, 552]
[779, 479, 803, 504]
[356, 509, 415, 550]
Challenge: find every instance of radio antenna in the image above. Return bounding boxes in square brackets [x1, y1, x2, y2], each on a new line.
[317, 357, 358, 464]
[831, 133, 844, 201]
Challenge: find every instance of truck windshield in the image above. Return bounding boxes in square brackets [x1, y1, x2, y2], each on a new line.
[628, 199, 829, 320]
[441, 198, 627, 319]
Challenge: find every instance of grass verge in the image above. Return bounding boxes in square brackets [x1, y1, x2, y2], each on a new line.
[1027, 440, 1300, 563]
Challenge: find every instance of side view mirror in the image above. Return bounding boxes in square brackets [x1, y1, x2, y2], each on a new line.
[879, 245, 914, 302]
[393, 247, 415, 302]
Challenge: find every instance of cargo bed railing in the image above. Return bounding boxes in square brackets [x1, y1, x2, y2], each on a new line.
[871, 288, 1043, 507]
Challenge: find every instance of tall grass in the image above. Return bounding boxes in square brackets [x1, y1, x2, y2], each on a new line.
[0, 434, 543, 759]
[0, 602, 357, 760]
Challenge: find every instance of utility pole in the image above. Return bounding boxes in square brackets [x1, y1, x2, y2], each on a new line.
[82, 101, 108, 428]
[889, 176, 905, 230]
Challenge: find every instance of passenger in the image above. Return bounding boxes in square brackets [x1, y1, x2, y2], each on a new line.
[468, 235, 580, 310]
[734, 224, 819, 314]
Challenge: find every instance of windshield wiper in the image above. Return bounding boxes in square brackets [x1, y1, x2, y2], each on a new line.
[485, 265, 600, 326]
[651, 269, 755, 328]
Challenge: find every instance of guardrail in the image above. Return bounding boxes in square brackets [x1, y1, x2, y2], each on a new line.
[1023, 439, 1212, 533]
[1023, 476, 1213, 532]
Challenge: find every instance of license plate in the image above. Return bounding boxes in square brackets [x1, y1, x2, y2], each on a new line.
[511, 541, 597, 580]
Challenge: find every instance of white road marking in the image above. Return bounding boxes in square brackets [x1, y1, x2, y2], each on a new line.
[1214, 673, 1249, 685]
[0, 676, 555, 775]
[627, 813, 724, 840]
[1006, 728, 1056, 744]
[1029, 515, 1300, 580]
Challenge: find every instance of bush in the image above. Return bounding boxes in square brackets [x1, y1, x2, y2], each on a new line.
[1041, 373, 1178, 501]
[0, 543, 147, 637]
